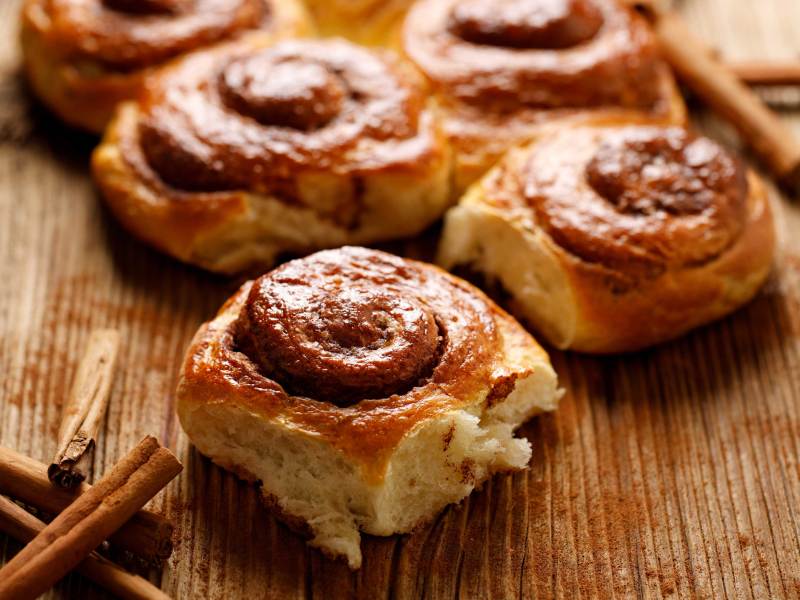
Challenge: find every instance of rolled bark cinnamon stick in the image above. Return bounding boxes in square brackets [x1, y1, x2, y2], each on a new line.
[49, 329, 120, 488]
[0, 495, 170, 600]
[636, 3, 800, 191]
[0, 436, 182, 600]
[728, 60, 800, 87]
[0, 444, 174, 562]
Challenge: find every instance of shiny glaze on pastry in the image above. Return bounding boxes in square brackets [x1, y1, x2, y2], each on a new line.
[133, 39, 437, 195]
[20, 0, 310, 132]
[91, 37, 450, 273]
[182, 247, 534, 478]
[404, 0, 668, 112]
[437, 123, 775, 352]
[512, 126, 748, 284]
[402, 0, 685, 192]
[27, 0, 266, 70]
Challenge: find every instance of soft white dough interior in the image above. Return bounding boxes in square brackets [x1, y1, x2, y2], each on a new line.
[437, 200, 578, 349]
[178, 365, 558, 570]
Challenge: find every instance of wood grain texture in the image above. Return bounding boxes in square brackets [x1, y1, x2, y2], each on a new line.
[1, 1, 799, 598]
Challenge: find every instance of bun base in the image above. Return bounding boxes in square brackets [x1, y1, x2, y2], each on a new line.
[177, 278, 560, 568]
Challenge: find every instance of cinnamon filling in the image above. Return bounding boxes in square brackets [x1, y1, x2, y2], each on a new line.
[135, 39, 430, 194]
[520, 126, 749, 279]
[448, 0, 603, 49]
[586, 128, 745, 216]
[219, 55, 346, 130]
[41, 0, 265, 70]
[235, 248, 446, 406]
[404, 0, 664, 111]
[102, 0, 187, 15]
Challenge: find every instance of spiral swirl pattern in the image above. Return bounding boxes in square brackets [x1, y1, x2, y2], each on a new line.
[135, 39, 434, 194]
[234, 247, 500, 407]
[36, 0, 266, 70]
[404, 0, 665, 110]
[448, 0, 603, 49]
[516, 126, 748, 278]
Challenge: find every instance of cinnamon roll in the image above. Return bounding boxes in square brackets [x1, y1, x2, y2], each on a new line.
[91, 38, 451, 274]
[176, 246, 561, 569]
[437, 125, 776, 353]
[20, 0, 312, 133]
[402, 0, 687, 192]
[304, 0, 412, 46]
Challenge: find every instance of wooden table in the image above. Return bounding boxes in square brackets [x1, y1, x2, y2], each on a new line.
[1, 1, 799, 598]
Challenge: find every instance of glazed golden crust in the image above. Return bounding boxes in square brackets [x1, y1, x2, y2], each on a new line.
[563, 176, 773, 352]
[91, 37, 452, 274]
[177, 247, 552, 483]
[90, 102, 248, 268]
[20, 0, 311, 132]
[402, 0, 686, 192]
[513, 126, 749, 284]
[438, 124, 776, 353]
[134, 38, 440, 188]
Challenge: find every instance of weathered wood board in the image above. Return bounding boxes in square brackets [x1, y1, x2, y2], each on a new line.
[1, 0, 799, 597]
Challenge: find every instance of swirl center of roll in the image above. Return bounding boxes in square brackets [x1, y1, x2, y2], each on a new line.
[585, 128, 743, 216]
[219, 54, 347, 130]
[103, 0, 186, 15]
[448, 0, 603, 49]
[237, 266, 442, 406]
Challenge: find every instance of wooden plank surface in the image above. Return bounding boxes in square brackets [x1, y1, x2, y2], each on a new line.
[1, 0, 799, 598]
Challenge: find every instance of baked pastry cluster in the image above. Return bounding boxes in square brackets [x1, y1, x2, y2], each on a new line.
[21, 0, 777, 571]
[176, 247, 560, 568]
[91, 37, 450, 274]
[24, 0, 690, 273]
[20, 0, 311, 132]
[438, 124, 775, 352]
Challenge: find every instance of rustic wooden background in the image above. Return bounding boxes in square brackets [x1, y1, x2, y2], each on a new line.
[1, 0, 799, 598]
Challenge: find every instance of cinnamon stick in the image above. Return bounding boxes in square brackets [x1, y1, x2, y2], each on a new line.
[0, 444, 173, 562]
[0, 495, 170, 600]
[635, 3, 800, 191]
[0, 436, 182, 600]
[49, 329, 120, 488]
[728, 60, 800, 87]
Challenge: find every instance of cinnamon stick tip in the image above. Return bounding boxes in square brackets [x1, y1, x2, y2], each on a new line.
[626, 0, 665, 19]
[139, 436, 183, 474]
[779, 163, 800, 198]
[47, 463, 87, 489]
[156, 535, 175, 560]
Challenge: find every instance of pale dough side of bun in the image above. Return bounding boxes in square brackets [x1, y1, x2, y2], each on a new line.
[176, 287, 560, 569]
[437, 149, 775, 353]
